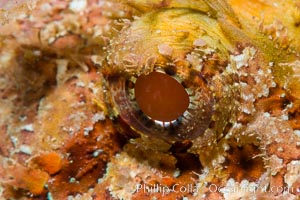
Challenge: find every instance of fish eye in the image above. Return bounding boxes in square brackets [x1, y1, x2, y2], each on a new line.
[134, 71, 189, 122]
[102, 8, 239, 143]
[105, 67, 214, 142]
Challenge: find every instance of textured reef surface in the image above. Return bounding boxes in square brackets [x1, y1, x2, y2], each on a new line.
[0, 0, 300, 199]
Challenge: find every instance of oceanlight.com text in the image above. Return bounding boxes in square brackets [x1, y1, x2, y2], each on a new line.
[135, 183, 298, 196]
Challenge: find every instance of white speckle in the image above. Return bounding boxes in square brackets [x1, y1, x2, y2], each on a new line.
[217, 155, 225, 164]
[269, 62, 274, 66]
[19, 115, 27, 122]
[91, 55, 104, 66]
[294, 130, 300, 137]
[33, 50, 41, 56]
[275, 138, 283, 143]
[242, 107, 251, 114]
[182, 197, 189, 200]
[196, 65, 203, 71]
[173, 168, 181, 178]
[56, 59, 69, 83]
[96, 135, 103, 142]
[286, 102, 293, 108]
[284, 160, 300, 187]
[225, 64, 234, 73]
[267, 69, 272, 74]
[93, 149, 104, 157]
[231, 54, 245, 69]
[47, 192, 53, 200]
[92, 112, 105, 123]
[242, 93, 254, 101]
[88, 82, 99, 94]
[280, 93, 286, 98]
[281, 115, 289, 121]
[69, 177, 76, 183]
[223, 143, 230, 151]
[158, 44, 173, 57]
[129, 170, 138, 178]
[106, 1, 113, 7]
[269, 155, 283, 176]
[258, 69, 264, 75]
[69, 0, 87, 12]
[19, 145, 32, 155]
[231, 47, 256, 69]
[261, 84, 270, 97]
[20, 124, 34, 132]
[118, 10, 125, 17]
[271, 81, 276, 87]
[41, 3, 52, 11]
[277, 147, 284, 152]
[193, 39, 207, 47]
[10, 136, 18, 147]
[211, 159, 217, 167]
[263, 112, 271, 118]
[271, 129, 278, 135]
[76, 81, 85, 87]
[97, 177, 104, 184]
[48, 37, 55, 44]
[83, 127, 93, 136]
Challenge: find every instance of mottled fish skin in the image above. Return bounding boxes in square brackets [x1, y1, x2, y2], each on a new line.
[0, 0, 299, 199]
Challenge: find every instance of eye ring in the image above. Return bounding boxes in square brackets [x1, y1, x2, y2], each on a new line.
[105, 67, 215, 142]
[102, 8, 240, 143]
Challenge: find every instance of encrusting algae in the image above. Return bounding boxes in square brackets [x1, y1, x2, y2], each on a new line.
[0, 0, 300, 199]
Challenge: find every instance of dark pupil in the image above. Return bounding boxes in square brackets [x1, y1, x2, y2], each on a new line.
[134, 71, 190, 122]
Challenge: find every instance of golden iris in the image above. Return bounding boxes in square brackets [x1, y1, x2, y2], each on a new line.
[103, 8, 238, 142]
